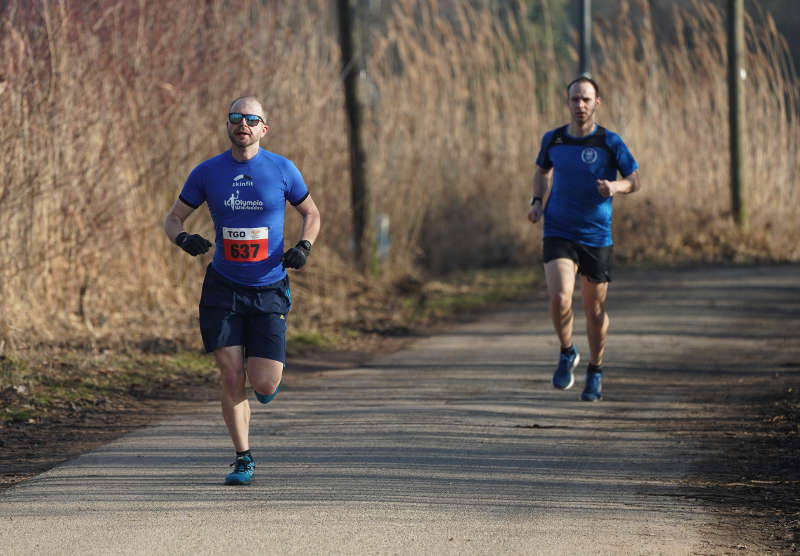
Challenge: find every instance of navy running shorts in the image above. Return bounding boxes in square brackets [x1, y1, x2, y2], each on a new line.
[199, 265, 291, 362]
[543, 236, 613, 283]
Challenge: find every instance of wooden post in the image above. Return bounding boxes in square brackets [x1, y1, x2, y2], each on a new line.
[337, 0, 373, 271]
[728, 0, 747, 230]
[579, 0, 591, 75]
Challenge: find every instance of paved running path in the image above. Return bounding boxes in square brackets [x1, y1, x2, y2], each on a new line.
[1, 265, 798, 555]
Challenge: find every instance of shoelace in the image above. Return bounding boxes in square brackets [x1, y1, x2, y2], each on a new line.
[230, 458, 253, 473]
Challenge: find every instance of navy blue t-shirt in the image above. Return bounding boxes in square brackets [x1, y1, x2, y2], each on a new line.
[179, 148, 309, 286]
[535, 124, 638, 247]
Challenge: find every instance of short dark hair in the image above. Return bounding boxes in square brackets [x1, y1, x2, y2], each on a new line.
[566, 74, 600, 97]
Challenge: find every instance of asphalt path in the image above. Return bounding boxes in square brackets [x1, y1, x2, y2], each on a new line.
[1, 265, 798, 555]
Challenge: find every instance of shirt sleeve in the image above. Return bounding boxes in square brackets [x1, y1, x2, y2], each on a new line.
[281, 159, 310, 206]
[178, 163, 207, 209]
[535, 130, 555, 170]
[608, 133, 639, 178]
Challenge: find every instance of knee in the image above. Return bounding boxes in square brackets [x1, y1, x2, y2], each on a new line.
[584, 301, 607, 324]
[220, 369, 245, 395]
[250, 373, 281, 396]
[551, 291, 573, 313]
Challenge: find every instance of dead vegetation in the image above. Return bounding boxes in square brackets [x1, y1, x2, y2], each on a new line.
[0, 0, 798, 353]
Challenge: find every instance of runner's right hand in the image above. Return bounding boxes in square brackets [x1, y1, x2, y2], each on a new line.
[175, 232, 212, 256]
[528, 204, 543, 224]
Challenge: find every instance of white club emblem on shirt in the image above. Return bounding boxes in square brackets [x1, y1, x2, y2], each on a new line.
[581, 148, 598, 164]
[224, 190, 264, 211]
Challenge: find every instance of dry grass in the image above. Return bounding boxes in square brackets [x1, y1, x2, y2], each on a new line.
[595, 0, 800, 264]
[0, 0, 798, 352]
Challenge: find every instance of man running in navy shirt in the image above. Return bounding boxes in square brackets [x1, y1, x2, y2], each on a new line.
[528, 75, 641, 401]
[164, 96, 321, 484]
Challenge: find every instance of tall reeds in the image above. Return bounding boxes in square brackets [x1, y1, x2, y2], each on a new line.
[594, 0, 800, 262]
[0, 0, 797, 350]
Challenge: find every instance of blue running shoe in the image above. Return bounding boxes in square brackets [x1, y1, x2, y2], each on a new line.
[224, 455, 255, 485]
[580, 370, 603, 401]
[552, 345, 579, 390]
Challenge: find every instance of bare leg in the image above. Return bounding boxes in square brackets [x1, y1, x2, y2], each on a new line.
[581, 278, 609, 366]
[544, 259, 579, 349]
[216, 346, 250, 453]
[246, 357, 284, 398]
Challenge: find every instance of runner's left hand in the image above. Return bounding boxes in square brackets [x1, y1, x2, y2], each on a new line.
[596, 179, 617, 198]
[282, 240, 312, 269]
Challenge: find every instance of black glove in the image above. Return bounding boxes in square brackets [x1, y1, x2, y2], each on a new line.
[175, 232, 212, 256]
[282, 240, 312, 269]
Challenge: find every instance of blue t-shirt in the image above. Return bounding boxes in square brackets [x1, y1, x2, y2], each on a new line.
[535, 124, 638, 247]
[179, 148, 309, 286]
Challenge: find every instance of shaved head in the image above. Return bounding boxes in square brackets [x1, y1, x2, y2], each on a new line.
[229, 96, 265, 120]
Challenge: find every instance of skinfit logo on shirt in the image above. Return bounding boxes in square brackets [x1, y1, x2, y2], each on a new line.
[232, 174, 255, 187]
[224, 190, 264, 212]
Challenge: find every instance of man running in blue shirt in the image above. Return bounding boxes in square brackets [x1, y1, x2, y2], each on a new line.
[164, 96, 321, 484]
[528, 75, 641, 401]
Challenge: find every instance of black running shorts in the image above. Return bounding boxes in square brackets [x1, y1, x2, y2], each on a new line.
[542, 236, 613, 283]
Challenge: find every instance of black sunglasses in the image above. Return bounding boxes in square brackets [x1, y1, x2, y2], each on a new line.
[228, 112, 265, 127]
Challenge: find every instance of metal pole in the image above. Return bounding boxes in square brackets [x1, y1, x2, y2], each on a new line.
[579, 0, 591, 75]
[728, 0, 747, 230]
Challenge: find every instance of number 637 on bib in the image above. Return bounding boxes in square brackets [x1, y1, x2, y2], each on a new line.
[222, 227, 268, 262]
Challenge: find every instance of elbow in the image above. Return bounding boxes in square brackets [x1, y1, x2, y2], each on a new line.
[627, 172, 642, 194]
[308, 204, 322, 232]
[311, 212, 322, 237]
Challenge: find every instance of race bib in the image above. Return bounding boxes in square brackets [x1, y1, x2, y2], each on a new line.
[222, 227, 268, 262]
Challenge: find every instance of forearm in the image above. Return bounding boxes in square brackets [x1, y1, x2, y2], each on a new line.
[532, 170, 550, 199]
[164, 199, 196, 244]
[293, 197, 321, 245]
[283, 201, 321, 269]
[298, 210, 321, 245]
[164, 212, 185, 244]
[615, 171, 641, 195]
[528, 167, 550, 223]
